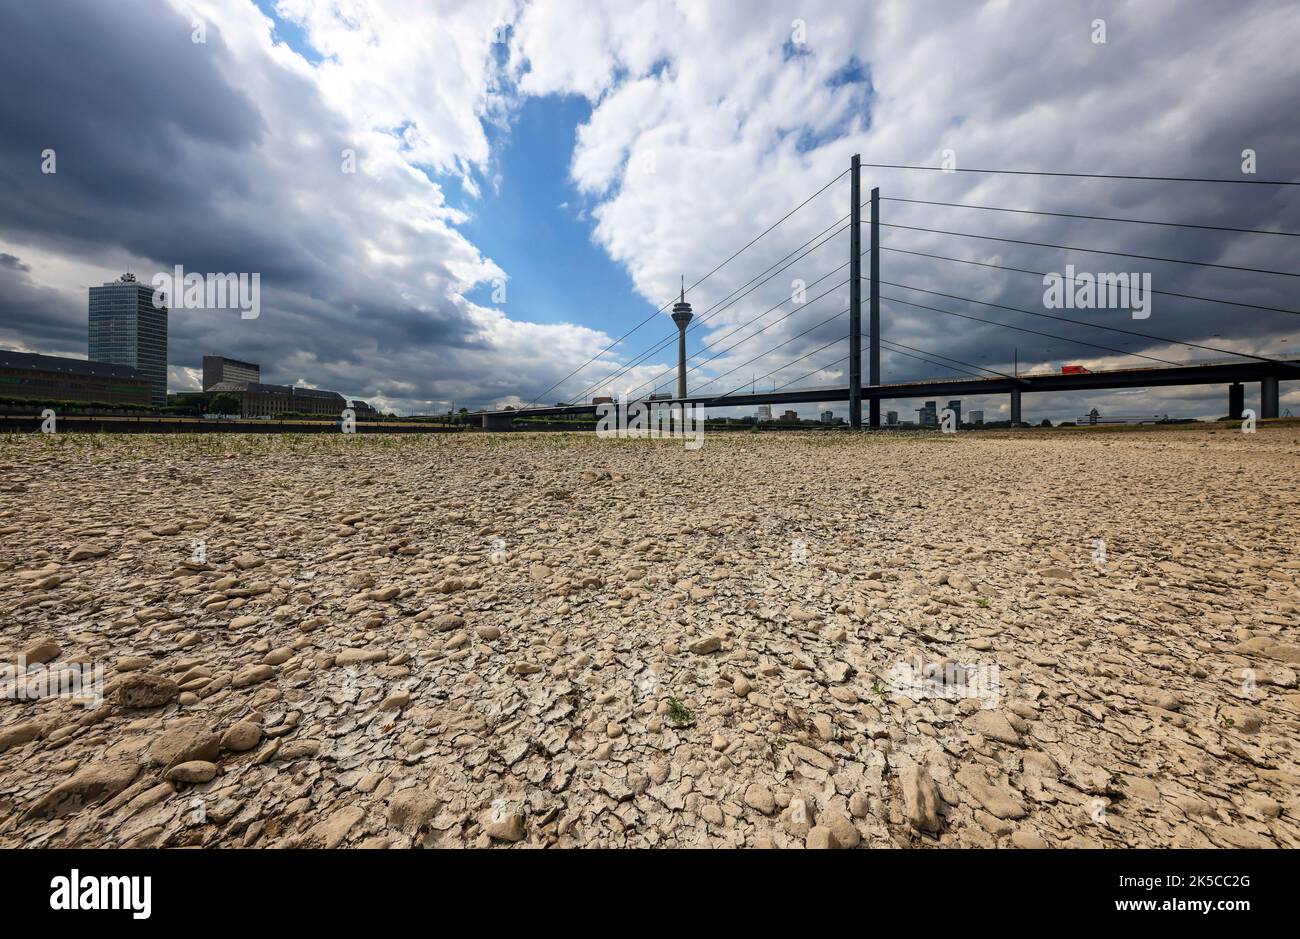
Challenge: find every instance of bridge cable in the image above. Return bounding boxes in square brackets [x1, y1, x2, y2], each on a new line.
[522, 167, 849, 408]
[624, 273, 852, 399]
[854, 162, 1300, 186]
[880, 197, 1300, 238]
[874, 221, 1299, 278]
[881, 294, 1204, 370]
[702, 309, 850, 397]
[571, 219, 849, 401]
[716, 332, 851, 399]
[876, 246, 1300, 316]
[879, 280, 1300, 370]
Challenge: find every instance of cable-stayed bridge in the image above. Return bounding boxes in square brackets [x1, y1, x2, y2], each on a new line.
[477, 155, 1298, 430]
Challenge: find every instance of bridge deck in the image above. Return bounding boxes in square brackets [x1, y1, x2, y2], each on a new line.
[483, 358, 1299, 420]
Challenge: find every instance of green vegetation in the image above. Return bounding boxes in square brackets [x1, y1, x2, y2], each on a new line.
[0, 395, 154, 412]
[666, 697, 693, 725]
[207, 392, 242, 415]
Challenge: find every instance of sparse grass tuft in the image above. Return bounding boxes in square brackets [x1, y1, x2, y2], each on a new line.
[666, 697, 693, 725]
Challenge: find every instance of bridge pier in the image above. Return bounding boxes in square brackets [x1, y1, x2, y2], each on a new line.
[1010, 388, 1022, 425]
[1261, 376, 1279, 420]
[1228, 382, 1244, 421]
[482, 412, 514, 431]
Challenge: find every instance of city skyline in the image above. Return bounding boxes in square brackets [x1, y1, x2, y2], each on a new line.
[1, 0, 1297, 423]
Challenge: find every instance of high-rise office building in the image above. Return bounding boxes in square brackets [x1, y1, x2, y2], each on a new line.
[89, 273, 168, 406]
[947, 399, 962, 426]
[820, 410, 834, 424]
[970, 410, 984, 425]
[917, 401, 937, 427]
[203, 355, 260, 390]
[886, 410, 898, 425]
[756, 404, 772, 422]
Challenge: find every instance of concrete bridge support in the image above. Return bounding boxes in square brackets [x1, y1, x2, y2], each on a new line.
[1261, 376, 1279, 420]
[1010, 388, 1022, 425]
[1228, 382, 1245, 421]
[481, 412, 515, 431]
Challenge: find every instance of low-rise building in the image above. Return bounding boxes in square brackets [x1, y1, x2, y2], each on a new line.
[0, 349, 152, 407]
[207, 380, 347, 417]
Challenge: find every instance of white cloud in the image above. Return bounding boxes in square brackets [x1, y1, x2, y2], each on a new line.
[508, 0, 1300, 415]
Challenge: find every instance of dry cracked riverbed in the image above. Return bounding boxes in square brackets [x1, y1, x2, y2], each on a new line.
[1, 426, 1298, 849]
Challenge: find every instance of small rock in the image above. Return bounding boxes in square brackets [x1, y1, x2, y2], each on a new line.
[388, 789, 440, 832]
[482, 807, 526, 842]
[380, 690, 411, 711]
[806, 826, 838, 849]
[21, 637, 61, 665]
[901, 763, 943, 833]
[232, 665, 275, 688]
[22, 760, 139, 821]
[221, 721, 262, 752]
[165, 761, 218, 784]
[744, 784, 776, 815]
[115, 674, 179, 709]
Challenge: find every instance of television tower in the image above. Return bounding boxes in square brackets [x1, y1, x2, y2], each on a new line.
[671, 277, 693, 399]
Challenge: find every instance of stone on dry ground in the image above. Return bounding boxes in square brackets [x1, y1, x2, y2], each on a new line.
[0, 426, 1297, 848]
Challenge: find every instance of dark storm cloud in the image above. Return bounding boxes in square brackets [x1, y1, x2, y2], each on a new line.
[0, 1, 265, 259]
[0, 0, 505, 408]
[0, 253, 84, 354]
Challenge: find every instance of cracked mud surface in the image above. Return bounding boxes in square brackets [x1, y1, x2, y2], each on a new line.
[1, 426, 1297, 848]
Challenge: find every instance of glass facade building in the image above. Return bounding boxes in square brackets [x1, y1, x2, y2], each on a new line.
[88, 274, 168, 406]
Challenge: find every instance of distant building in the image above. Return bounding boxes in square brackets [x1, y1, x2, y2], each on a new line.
[946, 400, 962, 426]
[756, 404, 772, 422]
[781, 409, 798, 422]
[0, 349, 152, 407]
[206, 381, 347, 418]
[969, 409, 984, 425]
[349, 399, 378, 418]
[88, 273, 168, 406]
[280, 385, 348, 416]
[202, 355, 260, 390]
[917, 401, 937, 427]
[886, 410, 898, 425]
[820, 410, 834, 424]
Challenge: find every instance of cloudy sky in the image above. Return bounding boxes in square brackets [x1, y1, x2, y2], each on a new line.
[1, 0, 1297, 421]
